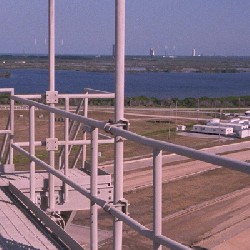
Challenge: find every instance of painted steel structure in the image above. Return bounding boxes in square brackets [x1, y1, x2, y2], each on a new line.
[0, 90, 194, 250]
[1, 88, 250, 249]
[0, 1, 250, 250]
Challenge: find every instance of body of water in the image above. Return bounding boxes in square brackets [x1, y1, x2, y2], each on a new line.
[1, 69, 250, 99]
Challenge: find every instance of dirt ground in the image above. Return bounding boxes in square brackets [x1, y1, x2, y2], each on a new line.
[72, 165, 250, 249]
[1, 106, 250, 249]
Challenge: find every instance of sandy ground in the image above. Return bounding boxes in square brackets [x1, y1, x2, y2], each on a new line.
[1, 107, 249, 249]
[162, 188, 250, 249]
[71, 143, 250, 249]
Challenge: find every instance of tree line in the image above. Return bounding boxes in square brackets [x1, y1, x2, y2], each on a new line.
[1, 93, 249, 109]
[88, 96, 250, 109]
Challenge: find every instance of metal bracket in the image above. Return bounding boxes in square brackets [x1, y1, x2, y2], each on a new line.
[120, 118, 130, 130]
[113, 198, 129, 215]
[104, 118, 130, 133]
[46, 91, 58, 104]
[46, 138, 58, 151]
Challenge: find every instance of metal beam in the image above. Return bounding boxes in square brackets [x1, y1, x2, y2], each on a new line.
[11, 95, 250, 175]
[9, 183, 83, 250]
[29, 105, 36, 203]
[48, 0, 56, 210]
[91, 127, 99, 249]
[12, 144, 191, 250]
[114, 1, 126, 249]
[153, 149, 162, 250]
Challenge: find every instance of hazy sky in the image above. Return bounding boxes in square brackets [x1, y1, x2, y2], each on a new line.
[1, 1, 250, 56]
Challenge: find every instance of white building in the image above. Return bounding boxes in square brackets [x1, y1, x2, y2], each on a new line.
[208, 120, 248, 132]
[192, 125, 233, 135]
[176, 125, 186, 131]
[238, 129, 250, 138]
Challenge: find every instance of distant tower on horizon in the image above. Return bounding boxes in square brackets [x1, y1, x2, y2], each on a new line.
[192, 48, 196, 57]
[150, 48, 156, 56]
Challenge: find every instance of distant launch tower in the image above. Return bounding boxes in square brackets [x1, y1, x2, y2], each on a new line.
[150, 48, 156, 56]
[192, 48, 196, 57]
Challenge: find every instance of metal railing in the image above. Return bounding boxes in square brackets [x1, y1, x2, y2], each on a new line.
[9, 93, 187, 250]
[0, 89, 14, 167]
[5, 92, 249, 250]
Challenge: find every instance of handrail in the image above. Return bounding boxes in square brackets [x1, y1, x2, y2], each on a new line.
[0, 88, 14, 167]
[9, 94, 192, 249]
[12, 143, 191, 250]
[11, 95, 250, 175]
[8, 94, 250, 249]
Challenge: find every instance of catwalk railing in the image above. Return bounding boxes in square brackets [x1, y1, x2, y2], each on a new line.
[1, 90, 250, 250]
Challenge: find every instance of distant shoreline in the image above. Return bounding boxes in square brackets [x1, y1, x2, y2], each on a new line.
[1, 55, 250, 73]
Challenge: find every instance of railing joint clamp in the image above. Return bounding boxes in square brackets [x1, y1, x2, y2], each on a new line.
[112, 198, 129, 215]
[104, 118, 130, 134]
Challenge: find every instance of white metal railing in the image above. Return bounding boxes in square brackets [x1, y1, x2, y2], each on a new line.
[9, 94, 250, 250]
[0, 89, 14, 166]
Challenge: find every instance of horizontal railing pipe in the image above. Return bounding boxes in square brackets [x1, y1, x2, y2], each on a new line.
[14, 138, 114, 148]
[83, 88, 114, 94]
[108, 126, 250, 175]
[15, 94, 42, 99]
[11, 95, 250, 175]
[0, 88, 14, 93]
[58, 93, 115, 99]
[12, 143, 191, 250]
[12, 96, 105, 129]
[0, 130, 11, 134]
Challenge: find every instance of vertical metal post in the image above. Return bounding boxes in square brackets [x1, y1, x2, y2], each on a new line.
[114, 0, 125, 249]
[153, 149, 162, 250]
[29, 106, 36, 203]
[82, 94, 88, 166]
[48, 0, 55, 210]
[91, 127, 98, 250]
[175, 100, 178, 125]
[64, 97, 69, 202]
[9, 89, 14, 165]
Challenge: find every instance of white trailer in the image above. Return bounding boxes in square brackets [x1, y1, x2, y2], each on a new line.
[176, 125, 186, 131]
[192, 125, 203, 132]
[208, 122, 248, 132]
[238, 129, 250, 138]
[192, 125, 233, 135]
[220, 123, 248, 132]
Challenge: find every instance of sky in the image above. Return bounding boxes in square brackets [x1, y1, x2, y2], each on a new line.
[0, 0, 250, 56]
